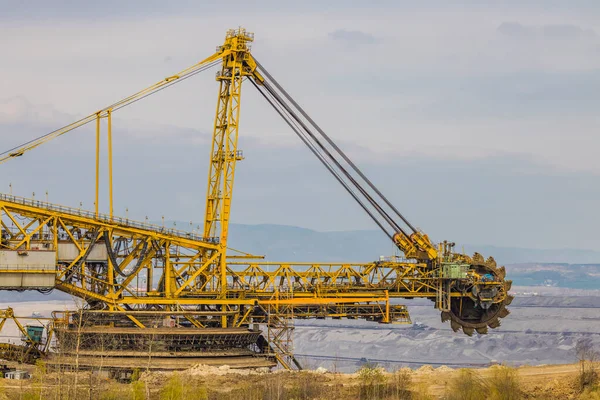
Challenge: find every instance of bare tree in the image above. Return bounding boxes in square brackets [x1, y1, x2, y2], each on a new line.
[576, 338, 598, 391]
[34, 359, 47, 400]
[72, 302, 85, 398]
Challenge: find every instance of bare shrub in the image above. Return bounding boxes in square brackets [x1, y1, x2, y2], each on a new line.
[357, 364, 387, 400]
[443, 369, 487, 400]
[207, 372, 334, 400]
[388, 369, 412, 400]
[131, 368, 141, 382]
[32, 359, 48, 399]
[576, 338, 598, 391]
[216, 383, 264, 400]
[160, 374, 207, 400]
[160, 373, 184, 400]
[99, 381, 129, 400]
[488, 366, 521, 400]
[287, 371, 329, 400]
[412, 382, 434, 400]
[131, 380, 146, 400]
[579, 387, 600, 400]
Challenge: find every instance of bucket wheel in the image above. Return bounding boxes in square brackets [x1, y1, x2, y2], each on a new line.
[441, 253, 513, 336]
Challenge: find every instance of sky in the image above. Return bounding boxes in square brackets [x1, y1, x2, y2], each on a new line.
[0, 1, 599, 250]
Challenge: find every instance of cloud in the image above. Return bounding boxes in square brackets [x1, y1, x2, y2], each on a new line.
[497, 22, 534, 38]
[497, 22, 596, 40]
[0, 97, 71, 126]
[2, 2, 600, 252]
[0, 96, 216, 154]
[542, 24, 596, 40]
[2, 112, 600, 251]
[328, 29, 378, 45]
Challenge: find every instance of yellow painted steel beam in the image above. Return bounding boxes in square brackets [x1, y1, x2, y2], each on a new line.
[0, 27, 464, 319]
[0, 197, 495, 308]
[201, 29, 260, 321]
[257, 296, 389, 306]
[107, 109, 114, 219]
[95, 113, 100, 218]
[0, 196, 219, 250]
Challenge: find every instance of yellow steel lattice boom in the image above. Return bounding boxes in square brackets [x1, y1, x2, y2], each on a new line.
[0, 28, 513, 370]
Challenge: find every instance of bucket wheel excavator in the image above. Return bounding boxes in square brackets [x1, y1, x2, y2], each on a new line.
[0, 28, 512, 371]
[247, 54, 513, 337]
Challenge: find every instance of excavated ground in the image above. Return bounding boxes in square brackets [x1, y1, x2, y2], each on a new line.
[293, 288, 600, 372]
[0, 287, 598, 373]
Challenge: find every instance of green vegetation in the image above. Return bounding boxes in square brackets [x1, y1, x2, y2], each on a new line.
[579, 387, 600, 400]
[159, 374, 207, 400]
[99, 383, 129, 400]
[357, 364, 387, 400]
[131, 380, 146, 400]
[356, 364, 433, 400]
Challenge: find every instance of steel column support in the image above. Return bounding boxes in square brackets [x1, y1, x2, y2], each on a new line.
[107, 109, 114, 219]
[95, 113, 100, 218]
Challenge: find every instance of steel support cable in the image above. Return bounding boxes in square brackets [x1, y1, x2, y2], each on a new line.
[111, 60, 221, 112]
[260, 63, 414, 234]
[0, 60, 221, 160]
[0, 114, 94, 159]
[258, 78, 406, 237]
[254, 59, 418, 234]
[107, 59, 221, 111]
[256, 82, 394, 238]
[260, 79, 404, 238]
[250, 79, 390, 237]
[250, 79, 393, 240]
[259, 79, 407, 238]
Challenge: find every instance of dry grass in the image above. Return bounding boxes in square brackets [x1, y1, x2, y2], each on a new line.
[579, 387, 600, 400]
[442, 369, 487, 400]
[441, 366, 521, 400]
[0, 362, 592, 399]
[487, 366, 522, 400]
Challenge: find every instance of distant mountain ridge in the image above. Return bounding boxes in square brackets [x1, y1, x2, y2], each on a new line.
[160, 221, 600, 265]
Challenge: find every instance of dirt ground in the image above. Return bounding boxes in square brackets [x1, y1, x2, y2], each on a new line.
[139, 362, 589, 399]
[342, 363, 583, 399]
[407, 363, 583, 399]
[0, 361, 592, 399]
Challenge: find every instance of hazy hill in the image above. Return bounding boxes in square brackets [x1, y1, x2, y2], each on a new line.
[224, 223, 600, 265]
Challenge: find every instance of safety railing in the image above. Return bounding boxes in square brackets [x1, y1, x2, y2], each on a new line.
[0, 193, 219, 244]
[0, 264, 55, 271]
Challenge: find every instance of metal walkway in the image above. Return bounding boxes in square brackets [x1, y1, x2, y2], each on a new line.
[0, 193, 217, 244]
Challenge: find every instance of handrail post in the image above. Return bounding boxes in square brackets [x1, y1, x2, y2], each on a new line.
[95, 112, 100, 218]
[107, 109, 114, 220]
